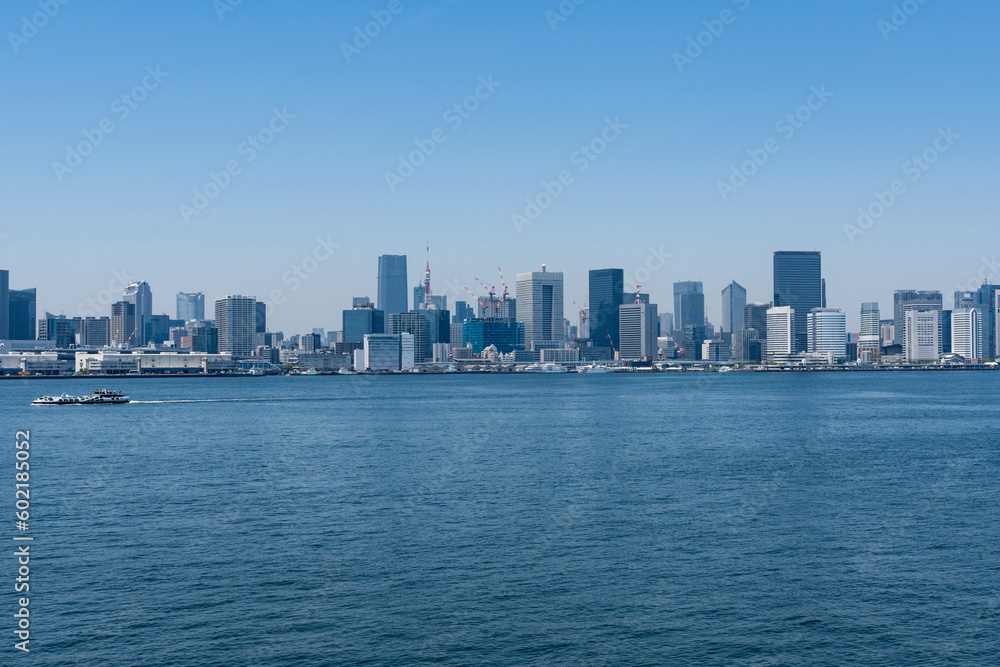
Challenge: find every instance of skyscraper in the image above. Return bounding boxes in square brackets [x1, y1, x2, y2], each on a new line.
[515, 268, 564, 349]
[111, 302, 136, 347]
[807, 308, 847, 359]
[673, 281, 704, 335]
[905, 310, 940, 362]
[215, 295, 257, 355]
[377, 255, 408, 315]
[859, 302, 881, 359]
[894, 290, 943, 353]
[619, 301, 658, 361]
[721, 281, 747, 336]
[8, 288, 36, 340]
[387, 312, 430, 363]
[176, 292, 205, 321]
[951, 309, 984, 361]
[123, 281, 153, 346]
[0, 270, 8, 339]
[766, 306, 795, 356]
[589, 268, 625, 350]
[343, 303, 385, 344]
[773, 251, 822, 353]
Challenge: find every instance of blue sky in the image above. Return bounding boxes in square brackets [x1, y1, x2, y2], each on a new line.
[1, 0, 998, 332]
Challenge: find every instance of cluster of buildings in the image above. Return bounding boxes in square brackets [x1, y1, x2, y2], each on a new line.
[1, 250, 998, 375]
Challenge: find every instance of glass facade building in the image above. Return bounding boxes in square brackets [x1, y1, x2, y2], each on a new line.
[8, 288, 36, 340]
[377, 255, 408, 316]
[773, 251, 822, 353]
[589, 269, 625, 351]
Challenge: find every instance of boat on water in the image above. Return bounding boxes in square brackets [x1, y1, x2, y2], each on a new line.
[300, 368, 321, 376]
[32, 389, 130, 406]
[524, 363, 569, 374]
[338, 368, 359, 375]
[580, 364, 614, 374]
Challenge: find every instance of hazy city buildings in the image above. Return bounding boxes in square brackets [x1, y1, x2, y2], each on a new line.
[516, 268, 564, 349]
[673, 281, 704, 337]
[894, 290, 943, 353]
[589, 269, 625, 350]
[343, 302, 385, 344]
[377, 255, 408, 315]
[773, 251, 822, 353]
[123, 281, 153, 346]
[0, 269, 8, 339]
[721, 281, 747, 339]
[215, 295, 257, 355]
[387, 312, 430, 363]
[8, 288, 36, 341]
[176, 292, 205, 322]
[364, 333, 414, 371]
[807, 308, 847, 359]
[110, 302, 136, 347]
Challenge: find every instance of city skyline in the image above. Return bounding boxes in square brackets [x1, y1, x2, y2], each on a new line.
[2, 2, 998, 333]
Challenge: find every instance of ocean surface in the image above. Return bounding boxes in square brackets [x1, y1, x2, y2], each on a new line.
[3, 372, 999, 666]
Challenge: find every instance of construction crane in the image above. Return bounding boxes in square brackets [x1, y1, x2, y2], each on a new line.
[606, 332, 619, 359]
[497, 267, 509, 299]
[463, 286, 487, 311]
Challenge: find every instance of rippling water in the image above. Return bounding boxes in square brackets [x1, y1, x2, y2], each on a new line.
[4, 373, 999, 665]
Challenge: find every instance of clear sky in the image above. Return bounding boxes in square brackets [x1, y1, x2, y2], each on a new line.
[2, 0, 998, 333]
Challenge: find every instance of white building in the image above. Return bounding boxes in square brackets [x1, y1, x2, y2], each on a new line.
[766, 306, 795, 357]
[702, 339, 732, 362]
[74, 351, 235, 374]
[951, 308, 983, 361]
[364, 333, 415, 372]
[859, 302, 881, 358]
[807, 308, 847, 359]
[619, 302, 658, 361]
[905, 310, 940, 363]
[540, 348, 579, 363]
[215, 295, 257, 356]
[0, 352, 65, 376]
[515, 267, 564, 348]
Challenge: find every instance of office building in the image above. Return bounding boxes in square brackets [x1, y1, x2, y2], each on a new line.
[77, 317, 111, 347]
[702, 339, 732, 363]
[255, 301, 267, 341]
[343, 303, 385, 344]
[145, 314, 171, 346]
[905, 310, 940, 363]
[952, 308, 984, 361]
[619, 301, 658, 361]
[515, 268, 564, 348]
[463, 319, 525, 354]
[807, 308, 847, 359]
[589, 269, 625, 350]
[453, 300, 475, 323]
[8, 288, 36, 341]
[387, 312, 430, 363]
[412, 286, 447, 312]
[682, 324, 710, 361]
[123, 281, 153, 346]
[215, 295, 257, 356]
[773, 251, 822, 353]
[0, 270, 8, 339]
[377, 255, 408, 315]
[659, 313, 673, 338]
[364, 333, 414, 371]
[176, 292, 205, 322]
[721, 281, 747, 337]
[188, 320, 219, 354]
[110, 302, 136, 347]
[673, 281, 705, 336]
[38, 313, 75, 348]
[859, 302, 880, 360]
[894, 290, 943, 353]
[766, 306, 795, 356]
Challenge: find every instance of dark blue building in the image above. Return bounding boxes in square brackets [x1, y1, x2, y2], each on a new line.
[773, 251, 822, 353]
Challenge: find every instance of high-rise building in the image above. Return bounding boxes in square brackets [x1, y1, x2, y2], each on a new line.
[515, 268, 564, 349]
[453, 300, 475, 323]
[188, 320, 219, 354]
[619, 301, 658, 361]
[387, 312, 430, 363]
[462, 320, 525, 354]
[951, 309, 984, 361]
[8, 288, 36, 340]
[176, 292, 205, 321]
[589, 269, 625, 350]
[145, 314, 171, 345]
[110, 302, 136, 347]
[880, 320, 896, 347]
[807, 308, 847, 359]
[377, 255, 408, 315]
[905, 310, 940, 363]
[766, 306, 795, 356]
[215, 296, 257, 355]
[412, 285, 447, 311]
[78, 317, 111, 347]
[0, 269, 8, 339]
[123, 281, 153, 346]
[682, 324, 710, 361]
[969, 284, 1000, 360]
[37, 313, 74, 348]
[364, 333, 414, 372]
[343, 303, 385, 344]
[721, 281, 747, 337]
[659, 313, 673, 338]
[673, 281, 704, 336]
[773, 251, 822, 353]
[942, 310, 953, 354]
[859, 302, 881, 359]
[702, 339, 732, 362]
[894, 290, 943, 353]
